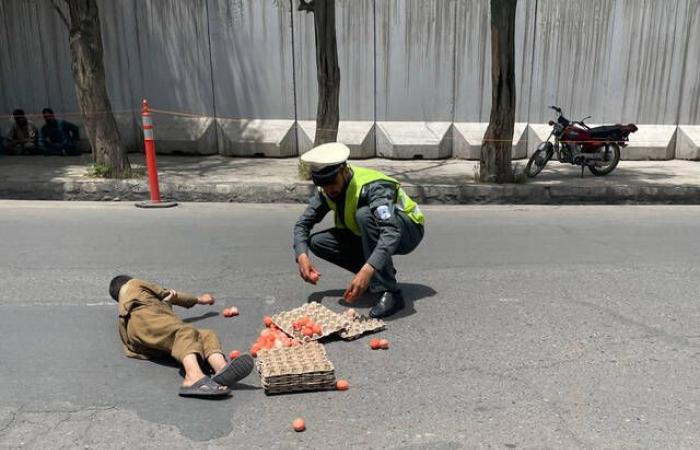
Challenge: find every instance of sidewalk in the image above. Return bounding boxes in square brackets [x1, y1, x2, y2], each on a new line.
[2, 154, 700, 204]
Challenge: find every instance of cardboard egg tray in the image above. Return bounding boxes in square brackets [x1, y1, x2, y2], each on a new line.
[271, 302, 351, 342]
[339, 311, 386, 340]
[256, 342, 336, 395]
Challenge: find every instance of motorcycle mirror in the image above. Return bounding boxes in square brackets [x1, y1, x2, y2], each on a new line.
[548, 120, 555, 126]
[582, 115, 592, 122]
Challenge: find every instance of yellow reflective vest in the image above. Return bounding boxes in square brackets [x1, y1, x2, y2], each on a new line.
[321, 165, 425, 236]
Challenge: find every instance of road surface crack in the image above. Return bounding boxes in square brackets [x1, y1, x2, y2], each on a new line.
[0, 408, 18, 435]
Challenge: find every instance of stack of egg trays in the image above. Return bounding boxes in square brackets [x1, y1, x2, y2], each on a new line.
[256, 341, 336, 395]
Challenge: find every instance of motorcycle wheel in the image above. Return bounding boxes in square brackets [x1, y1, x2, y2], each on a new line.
[588, 143, 620, 176]
[524, 147, 552, 178]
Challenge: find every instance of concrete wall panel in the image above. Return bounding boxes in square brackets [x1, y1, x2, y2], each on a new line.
[677, 0, 700, 125]
[375, 0, 456, 122]
[208, 0, 294, 120]
[529, 0, 691, 125]
[0, 0, 75, 115]
[294, 0, 375, 121]
[1, 0, 698, 158]
[454, 0, 535, 123]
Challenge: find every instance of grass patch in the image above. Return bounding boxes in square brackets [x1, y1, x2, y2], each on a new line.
[85, 164, 147, 179]
[298, 160, 312, 181]
[85, 164, 111, 178]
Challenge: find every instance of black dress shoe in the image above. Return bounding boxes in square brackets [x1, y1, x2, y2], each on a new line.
[369, 290, 405, 318]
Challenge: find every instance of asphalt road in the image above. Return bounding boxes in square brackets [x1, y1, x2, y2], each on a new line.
[1, 201, 700, 449]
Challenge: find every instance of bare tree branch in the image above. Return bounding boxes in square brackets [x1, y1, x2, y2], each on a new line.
[50, 0, 70, 29]
[298, 0, 316, 13]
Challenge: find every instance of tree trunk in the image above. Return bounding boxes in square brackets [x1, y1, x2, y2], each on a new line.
[480, 0, 517, 183]
[64, 0, 130, 178]
[308, 0, 340, 146]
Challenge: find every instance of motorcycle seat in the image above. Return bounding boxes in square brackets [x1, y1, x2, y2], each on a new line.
[589, 124, 637, 140]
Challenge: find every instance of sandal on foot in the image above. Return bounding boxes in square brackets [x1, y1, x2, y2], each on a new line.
[212, 354, 254, 387]
[178, 376, 231, 398]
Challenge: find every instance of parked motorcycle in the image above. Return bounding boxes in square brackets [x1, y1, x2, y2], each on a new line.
[525, 106, 638, 178]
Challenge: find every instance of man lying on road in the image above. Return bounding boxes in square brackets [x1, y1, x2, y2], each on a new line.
[109, 275, 253, 398]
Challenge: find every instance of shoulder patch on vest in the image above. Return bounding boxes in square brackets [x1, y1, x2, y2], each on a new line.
[374, 205, 392, 220]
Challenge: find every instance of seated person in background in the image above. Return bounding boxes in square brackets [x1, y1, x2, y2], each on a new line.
[3, 109, 38, 155]
[109, 275, 254, 398]
[38, 108, 81, 156]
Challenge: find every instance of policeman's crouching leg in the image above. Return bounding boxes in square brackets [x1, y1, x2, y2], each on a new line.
[355, 207, 405, 319]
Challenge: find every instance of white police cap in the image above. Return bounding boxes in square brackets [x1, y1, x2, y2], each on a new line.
[300, 142, 350, 170]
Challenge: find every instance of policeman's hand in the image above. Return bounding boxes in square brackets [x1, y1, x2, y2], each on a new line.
[343, 264, 375, 303]
[197, 293, 215, 305]
[298, 253, 321, 285]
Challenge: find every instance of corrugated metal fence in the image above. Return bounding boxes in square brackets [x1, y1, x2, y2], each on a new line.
[0, 0, 698, 158]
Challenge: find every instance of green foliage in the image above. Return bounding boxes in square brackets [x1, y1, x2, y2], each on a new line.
[86, 164, 146, 179]
[298, 160, 312, 181]
[86, 164, 111, 178]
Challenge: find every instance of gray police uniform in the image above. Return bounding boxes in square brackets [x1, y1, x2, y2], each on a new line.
[293, 169, 424, 293]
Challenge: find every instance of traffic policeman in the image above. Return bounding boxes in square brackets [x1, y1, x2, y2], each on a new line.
[292, 143, 425, 318]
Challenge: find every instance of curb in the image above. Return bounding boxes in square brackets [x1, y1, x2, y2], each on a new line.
[2, 179, 700, 204]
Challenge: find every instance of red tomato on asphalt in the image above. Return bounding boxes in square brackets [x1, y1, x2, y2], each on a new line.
[292, 418, 305, 432]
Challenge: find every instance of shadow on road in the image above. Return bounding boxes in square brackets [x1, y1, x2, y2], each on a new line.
[307, 283, 437, 320]
[182, 311, 219, 323]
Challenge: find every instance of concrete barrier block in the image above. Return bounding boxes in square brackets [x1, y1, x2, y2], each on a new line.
[453, 122, 528, 160]
[675, 126, 700, 160]
[526, 124, 553, 157]
[622, 125, 677, 160]
[137, 115, 217, 155]
[297, 121, 376, 158]
[217, 119, 296, 157]
[375, 122, 452, 159]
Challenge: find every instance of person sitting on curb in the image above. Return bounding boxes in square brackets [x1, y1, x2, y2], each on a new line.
[109, 275, 254, 398]
[38, 108, 81, 156]
[3, 109, 38, 155]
